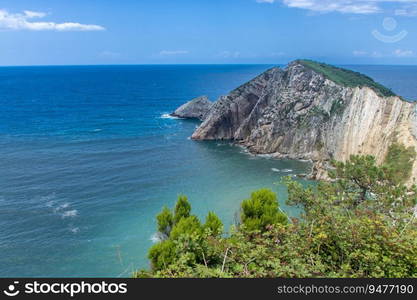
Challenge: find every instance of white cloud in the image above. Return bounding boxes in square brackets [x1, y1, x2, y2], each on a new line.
[353, 50, 368, 56]
[393, 48, 414, 56]
[0, 9, 105, 31]
[23, 10, 47, 18]
[282, 0, 381, 14]
[217, 51, 241, 58]
[395, 3, 417, 15]
[371, 50, 384, 58]
[352, 49, 415, 58]
[275, 0, 417, 15]
[159, 50, 189, 56]
[270, 51, 285, 56]
[98, 51, 121, 58]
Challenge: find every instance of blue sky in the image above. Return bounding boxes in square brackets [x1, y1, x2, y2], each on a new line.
[1, 0, 417, 65]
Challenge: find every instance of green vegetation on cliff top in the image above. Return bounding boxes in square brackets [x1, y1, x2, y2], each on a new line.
[297, 59, 397, 98]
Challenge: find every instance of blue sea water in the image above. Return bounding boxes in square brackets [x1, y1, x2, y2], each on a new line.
[0, 64, 416, 277]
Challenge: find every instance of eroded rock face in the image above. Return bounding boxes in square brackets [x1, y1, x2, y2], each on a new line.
[171, 96, 213, 120]
[190, 61, 417, 182]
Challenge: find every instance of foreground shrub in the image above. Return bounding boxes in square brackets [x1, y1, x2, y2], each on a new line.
[241, 189, 287, 231]
[136, 150, 417, 278]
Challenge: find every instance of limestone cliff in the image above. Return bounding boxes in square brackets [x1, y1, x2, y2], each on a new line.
[186, 60, 417, 182]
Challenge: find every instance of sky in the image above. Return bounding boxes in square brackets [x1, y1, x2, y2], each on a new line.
[1, 0, 417, 65]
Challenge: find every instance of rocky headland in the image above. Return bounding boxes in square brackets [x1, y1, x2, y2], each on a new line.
[173, 60, 417, 183]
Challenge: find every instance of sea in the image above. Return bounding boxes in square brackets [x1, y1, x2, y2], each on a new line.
[0, 64, 416, 277]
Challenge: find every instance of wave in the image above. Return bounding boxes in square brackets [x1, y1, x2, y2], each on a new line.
[69, 227, 80, 234]
[44, 198, 78, 219]
[257, 154, 274, 159]
[271, 168, 293, 173]
[62, 210, 78, 218]
[54, 202, 70, 211]
[160, 113, 183, 120]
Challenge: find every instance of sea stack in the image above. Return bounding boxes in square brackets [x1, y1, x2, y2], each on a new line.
[171, 95, 213, 121]
[175, 60, 417, 183]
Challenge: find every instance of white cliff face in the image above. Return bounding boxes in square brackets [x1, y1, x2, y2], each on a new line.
[190, 62, 417, 183]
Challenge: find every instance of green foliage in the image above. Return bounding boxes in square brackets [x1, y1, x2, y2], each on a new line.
[241, 189, 287, 231]
[156, 206, 173, 238]
[138, 150, 417, 278]
[297, 106, 331, 130]
[383, 143, 416, 184]
[281, 158, 417, 277]
[148, 240, 176, 271]
[310, 106, 330, 121]
[174, 195, 191, 223]
[298, 60, 397, 98]
[204, 212, 223, 237]
[144, 195, 224, 272]
[170, 216, 202, 240]
[330, 155, 385, 206]
[330, 99, 345, 116]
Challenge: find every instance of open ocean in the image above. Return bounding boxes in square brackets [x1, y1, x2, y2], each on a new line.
[0, 64, 416, 277]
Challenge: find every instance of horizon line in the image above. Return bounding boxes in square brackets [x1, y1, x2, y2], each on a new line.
[2, 62, 417, 68]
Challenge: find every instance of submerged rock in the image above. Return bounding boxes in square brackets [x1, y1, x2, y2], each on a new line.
[178, 60, 417, 183]
[171, 96, 213, 121]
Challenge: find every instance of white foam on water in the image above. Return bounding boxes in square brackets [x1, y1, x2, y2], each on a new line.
[61, 210, 78, 218]
[53, 202, 71, 213]
[150, 232, 163, 243]
[59, 203, 70, 209]
[45, 200, 55, 208]
[69, 227, 80, 234]
[282, 169, 293, 173]
[160, 113, 183, 120]
[271, 168, 280, 172]
[41, 193, 56, 202]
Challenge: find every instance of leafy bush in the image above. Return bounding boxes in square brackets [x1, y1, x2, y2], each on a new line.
[204, 212, 223, 237]
[170, 216, 202, 240]
[144, 195, 224, 272]
[174, 195, 191, 223]
[147, 240, 176, 271]
[156, 207, 173, 238]
[241, 189, 287, 231]
[137, 149, 417, 278]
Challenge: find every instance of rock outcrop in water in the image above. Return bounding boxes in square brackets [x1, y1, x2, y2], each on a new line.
[177, 60, 417, 182]
[171, 96, 213, 120]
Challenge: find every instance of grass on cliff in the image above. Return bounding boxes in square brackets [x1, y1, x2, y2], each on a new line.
[298, 59, 397, 98]
[384, 143, 416, 184]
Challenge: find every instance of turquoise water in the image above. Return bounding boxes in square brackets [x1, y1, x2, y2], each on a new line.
[0, 64, 416, 277]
